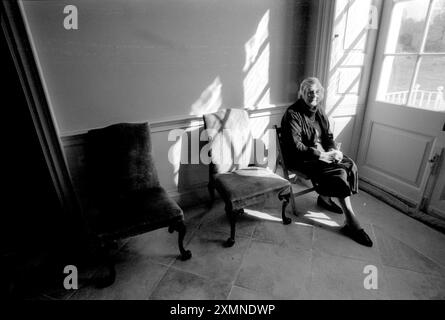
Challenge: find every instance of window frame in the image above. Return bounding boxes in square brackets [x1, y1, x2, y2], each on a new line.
[378, 0, 445, 109]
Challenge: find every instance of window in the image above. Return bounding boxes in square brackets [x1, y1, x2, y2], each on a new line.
[377, 0, 445, 111]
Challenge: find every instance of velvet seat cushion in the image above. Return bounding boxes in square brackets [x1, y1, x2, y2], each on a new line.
[91, 187, 183, 239]
[214, 167, 291, 210]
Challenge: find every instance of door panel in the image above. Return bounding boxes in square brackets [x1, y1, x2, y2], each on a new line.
[358, 101, 444, 204]
[358, 0, 445, 206]
[361, 121, 435, 198]
[365, 122, 433, 185]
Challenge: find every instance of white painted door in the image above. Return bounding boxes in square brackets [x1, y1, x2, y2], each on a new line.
[325, 0, 382, 159]
[357, 0, 445, 208]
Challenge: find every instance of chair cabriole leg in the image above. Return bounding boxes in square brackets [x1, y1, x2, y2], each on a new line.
[225, 205, 241, 247]
[169, 220, 192, 261]
[207, 182, 215, 208]
[279, 190, 292, 225]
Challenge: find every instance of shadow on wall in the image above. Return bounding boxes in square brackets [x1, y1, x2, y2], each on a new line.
[242, 10, 271, 109]
[187, 1, 311, 117]
[44, 1, 315, 212]
[327, 0, 377, 114]
[189, 77, 223, 116]
[176, 126, 210, 206]
[324, 0, 376, 155]
[167, 2, 311, 204]
[271, 0, 311, 104]
[187, 9, 274, 117]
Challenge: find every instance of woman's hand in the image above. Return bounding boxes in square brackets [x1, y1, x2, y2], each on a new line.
[331, 150, 343, 163]
[319, 150, 343, 163]
[319, 152, 335, 163]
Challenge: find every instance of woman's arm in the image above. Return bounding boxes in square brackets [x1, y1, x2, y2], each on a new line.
[321, 114, 337, 151]
[320, 115, 343, 162]
[284, 112, 324, 161]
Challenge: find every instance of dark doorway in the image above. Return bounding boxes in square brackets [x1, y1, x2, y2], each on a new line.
[0, 21, 80, 298]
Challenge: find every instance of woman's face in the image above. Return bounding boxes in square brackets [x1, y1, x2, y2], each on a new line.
[302, 84, 323, 111]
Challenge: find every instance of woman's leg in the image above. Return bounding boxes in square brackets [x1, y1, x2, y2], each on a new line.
[337, 196, 373, 247]
[318, 195, 343, 214]
[337, 196, 361, 230]
[319, 195, 331, 203]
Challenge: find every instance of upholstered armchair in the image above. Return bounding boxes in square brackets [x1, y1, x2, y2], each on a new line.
[203, 109, 294, 247]
[85, 122, 191, 286]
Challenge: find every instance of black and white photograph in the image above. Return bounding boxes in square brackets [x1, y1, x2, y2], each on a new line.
[1, 0, 445, 305]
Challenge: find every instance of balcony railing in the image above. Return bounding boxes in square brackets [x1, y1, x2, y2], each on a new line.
[385, 85, 444, 111]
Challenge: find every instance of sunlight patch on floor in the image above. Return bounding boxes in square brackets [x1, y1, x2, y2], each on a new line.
[244, 208, 282, 222]
[304, 210, 341, 227]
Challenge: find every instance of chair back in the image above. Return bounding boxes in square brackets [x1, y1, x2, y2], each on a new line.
[203, 109, 253, 174]
[274, 125, 311, 180]
[274, 125, 291, 171]
[86, 123, 160, 205]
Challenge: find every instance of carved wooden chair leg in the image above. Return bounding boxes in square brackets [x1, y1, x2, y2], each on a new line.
[224, 204, 241, 248]
[278, 190, 292, 225]
[168, 220, 192, 261]
[289, 188, 298, 217]
[207, 181, 216, 208]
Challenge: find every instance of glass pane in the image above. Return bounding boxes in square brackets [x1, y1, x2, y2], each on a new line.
[425, 0, 445, 52]
[378, 56, 416, 105]
[386, 0, 429, 53]
[409, 56, 445, 111]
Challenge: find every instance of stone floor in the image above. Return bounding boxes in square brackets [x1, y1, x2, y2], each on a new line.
[54, 185, 445, 300]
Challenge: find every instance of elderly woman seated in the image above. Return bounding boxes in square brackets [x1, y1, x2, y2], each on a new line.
[281, 77, 373, 247]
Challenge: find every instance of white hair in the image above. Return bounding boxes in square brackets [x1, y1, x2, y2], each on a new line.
[298, 77, 325, 100]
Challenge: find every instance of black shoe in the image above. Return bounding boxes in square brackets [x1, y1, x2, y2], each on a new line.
[317, 196, 343, 214]
[340, 225, 373, 247]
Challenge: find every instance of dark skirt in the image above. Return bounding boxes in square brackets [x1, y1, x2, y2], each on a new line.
[299, 155, 358, 198]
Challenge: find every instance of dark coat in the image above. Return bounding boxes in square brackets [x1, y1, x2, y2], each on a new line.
[280, 98, 336, 169]
[280, 98, 358, 198]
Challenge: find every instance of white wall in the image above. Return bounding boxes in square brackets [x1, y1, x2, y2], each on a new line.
[20, 0, 320, 208]
[21, 0, 315, 135]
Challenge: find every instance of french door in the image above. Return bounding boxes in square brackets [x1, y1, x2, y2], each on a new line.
[357, 0, 445, 216]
